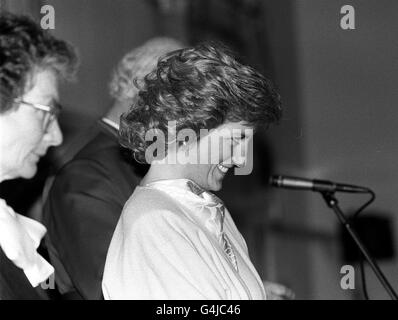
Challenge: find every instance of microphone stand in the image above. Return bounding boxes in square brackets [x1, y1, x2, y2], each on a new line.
[320, 191, 398, 300]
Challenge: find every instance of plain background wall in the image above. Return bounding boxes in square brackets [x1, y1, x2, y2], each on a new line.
[263, 0, 398, 299]
[295, 0, 398, 299]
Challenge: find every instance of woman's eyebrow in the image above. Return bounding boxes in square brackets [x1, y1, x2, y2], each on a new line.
[42, 93, 59, 104]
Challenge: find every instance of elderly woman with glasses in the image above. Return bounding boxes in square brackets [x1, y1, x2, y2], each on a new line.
[0, 12, 77, 299]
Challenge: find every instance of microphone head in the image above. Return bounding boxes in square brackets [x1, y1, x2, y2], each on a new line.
[269, 175, 283, 187]
[269, 174, 370, 194]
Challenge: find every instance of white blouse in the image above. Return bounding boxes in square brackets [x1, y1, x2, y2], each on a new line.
[102, 179, 266, 300]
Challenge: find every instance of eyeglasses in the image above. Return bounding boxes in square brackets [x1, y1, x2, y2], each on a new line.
[15, 99, 62, 132]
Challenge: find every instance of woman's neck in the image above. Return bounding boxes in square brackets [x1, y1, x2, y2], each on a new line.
[140, 163, 187, 186]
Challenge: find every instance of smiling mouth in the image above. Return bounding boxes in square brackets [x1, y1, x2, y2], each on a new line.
[217, 164, 230, 174]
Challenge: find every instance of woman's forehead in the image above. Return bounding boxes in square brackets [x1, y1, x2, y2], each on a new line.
[210, 121, 253, 136]
[22, 69, 59, 102]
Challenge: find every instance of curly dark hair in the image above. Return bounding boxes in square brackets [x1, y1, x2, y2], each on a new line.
[120, 42, 282, 163]
[0, 12, 78, 113]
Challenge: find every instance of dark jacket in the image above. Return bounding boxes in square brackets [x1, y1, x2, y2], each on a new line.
[43, 120, 148, 299]
[0, 247, 41, 300]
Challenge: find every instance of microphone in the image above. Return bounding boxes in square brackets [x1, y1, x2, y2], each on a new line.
[269, 175, 369, 193]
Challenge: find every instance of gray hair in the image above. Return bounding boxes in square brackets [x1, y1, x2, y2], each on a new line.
[109, 37, 183, 103]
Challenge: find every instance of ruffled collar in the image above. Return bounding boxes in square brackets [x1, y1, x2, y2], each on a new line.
[142, 179, 225, 237]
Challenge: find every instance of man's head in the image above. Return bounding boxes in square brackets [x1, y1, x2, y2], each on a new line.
[106, 37, 183, 120]
[120, 42, 281, 191]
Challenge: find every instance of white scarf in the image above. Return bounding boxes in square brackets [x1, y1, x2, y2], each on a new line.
[0, 198, 54, 287]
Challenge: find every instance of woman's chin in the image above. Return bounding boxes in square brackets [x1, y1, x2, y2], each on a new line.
[18, 162, 38, 179]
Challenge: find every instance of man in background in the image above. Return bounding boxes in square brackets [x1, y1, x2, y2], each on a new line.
[43, 37, 183, 300]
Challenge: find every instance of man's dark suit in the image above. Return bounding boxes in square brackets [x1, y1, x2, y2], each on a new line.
[43, 120, 148, 300]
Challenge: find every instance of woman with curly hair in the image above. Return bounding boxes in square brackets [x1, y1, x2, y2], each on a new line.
[0, 12, 77, 299]
[102, 43, 282, 299]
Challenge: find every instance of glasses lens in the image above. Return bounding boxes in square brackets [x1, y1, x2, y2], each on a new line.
[44, 102, 62, 131]
[42, 113, 52, 131]
[52, 101, 62, 117]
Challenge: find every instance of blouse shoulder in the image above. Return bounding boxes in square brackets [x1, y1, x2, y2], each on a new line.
[120, 186, 196, 236]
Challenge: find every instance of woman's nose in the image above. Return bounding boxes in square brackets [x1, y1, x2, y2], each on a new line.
[231, 139, 253, 175]
[231, 141, 248, 167]
[232, 152, 246, 167]
[45, 119, 63, 146]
